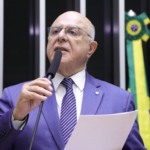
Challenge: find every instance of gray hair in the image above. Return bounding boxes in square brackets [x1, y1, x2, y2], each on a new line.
[89, 23, 95, 40]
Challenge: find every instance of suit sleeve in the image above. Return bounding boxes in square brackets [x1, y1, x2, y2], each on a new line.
[0, 87, 22, 149]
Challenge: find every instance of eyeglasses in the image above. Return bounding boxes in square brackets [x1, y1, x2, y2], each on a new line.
[48, 26, 91, 38]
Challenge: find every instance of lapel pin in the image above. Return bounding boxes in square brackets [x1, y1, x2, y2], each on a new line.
[95, 91, 99, 95]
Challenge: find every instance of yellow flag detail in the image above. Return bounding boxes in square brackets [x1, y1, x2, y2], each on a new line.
[133, 39, 150, 149]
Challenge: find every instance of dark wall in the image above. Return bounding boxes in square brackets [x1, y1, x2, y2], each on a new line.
[86, 0, 114, 83]
[4, 0, 35, 87]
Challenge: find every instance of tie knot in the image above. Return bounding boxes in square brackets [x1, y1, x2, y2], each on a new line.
[62, 78, 73, 89]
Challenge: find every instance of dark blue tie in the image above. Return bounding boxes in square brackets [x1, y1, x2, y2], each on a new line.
[60, 78, 77, 145]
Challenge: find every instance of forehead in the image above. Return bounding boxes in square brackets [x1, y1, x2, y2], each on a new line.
[52, 12, 88, 28]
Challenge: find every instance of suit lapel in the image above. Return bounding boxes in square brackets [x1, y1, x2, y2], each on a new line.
[81, 73, 104, 114]
[42, 92, 64, 149]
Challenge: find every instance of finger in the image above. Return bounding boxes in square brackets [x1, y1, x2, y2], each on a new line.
[27, 85, 53, 96]
[23, 90, 49, 101]
[29, 78, 52, 91]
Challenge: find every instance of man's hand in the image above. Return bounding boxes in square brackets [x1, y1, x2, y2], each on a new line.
[13, 78, 53, 120]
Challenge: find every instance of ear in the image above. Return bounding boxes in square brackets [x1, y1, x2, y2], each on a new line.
[87, 40, 98, 58]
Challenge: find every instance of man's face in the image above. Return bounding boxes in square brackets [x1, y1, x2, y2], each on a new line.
[46, 12, 97, 76]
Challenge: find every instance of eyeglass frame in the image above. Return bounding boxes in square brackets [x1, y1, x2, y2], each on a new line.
[47, 26, 92, 39]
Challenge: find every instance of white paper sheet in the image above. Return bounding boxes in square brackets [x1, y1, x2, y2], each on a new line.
[65, 110, 138, 150]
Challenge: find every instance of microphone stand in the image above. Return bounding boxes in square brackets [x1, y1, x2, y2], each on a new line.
[29, 101, 44, 150]
[28, 50, 62, 150]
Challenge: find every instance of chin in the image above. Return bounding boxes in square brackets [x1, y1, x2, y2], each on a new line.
[60, 56, 68, 62]
[59, 60, 70, 67]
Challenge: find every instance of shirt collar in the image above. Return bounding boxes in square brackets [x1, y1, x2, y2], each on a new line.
[52, 69, 86, 92]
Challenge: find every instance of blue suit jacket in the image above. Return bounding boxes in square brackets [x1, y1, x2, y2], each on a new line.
[0, 73, 146, 150]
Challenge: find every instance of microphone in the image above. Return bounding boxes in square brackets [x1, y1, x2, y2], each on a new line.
[29, 50, 62, 150]
[47, 49, 62, 79]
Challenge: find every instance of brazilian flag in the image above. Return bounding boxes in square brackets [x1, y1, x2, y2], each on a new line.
[125, 12, 150, 149]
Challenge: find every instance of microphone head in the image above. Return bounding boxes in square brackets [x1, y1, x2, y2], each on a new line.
[47, 49, 62, 79]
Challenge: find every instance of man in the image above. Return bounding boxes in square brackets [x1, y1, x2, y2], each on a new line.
[0, 11, 146, 150]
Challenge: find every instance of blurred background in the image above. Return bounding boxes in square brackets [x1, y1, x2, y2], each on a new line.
[0, 0, 150, 93]
[0, 0, 150, 149]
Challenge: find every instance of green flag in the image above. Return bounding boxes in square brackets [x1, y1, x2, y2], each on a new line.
[125, 12, 150, 149]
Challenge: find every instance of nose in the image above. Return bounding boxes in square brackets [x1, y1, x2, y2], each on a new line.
[57, 28, 68, 42]
[59, 28, 66, 35]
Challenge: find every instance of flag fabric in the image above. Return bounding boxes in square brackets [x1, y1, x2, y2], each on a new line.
[125, 12, 150, 149]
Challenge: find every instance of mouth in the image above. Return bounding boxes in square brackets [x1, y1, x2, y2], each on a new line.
[55, 47, 68, 52]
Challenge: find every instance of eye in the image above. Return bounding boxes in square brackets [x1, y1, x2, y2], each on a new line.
[50, 27, 61, 35]
[67, 28, 79, 37]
